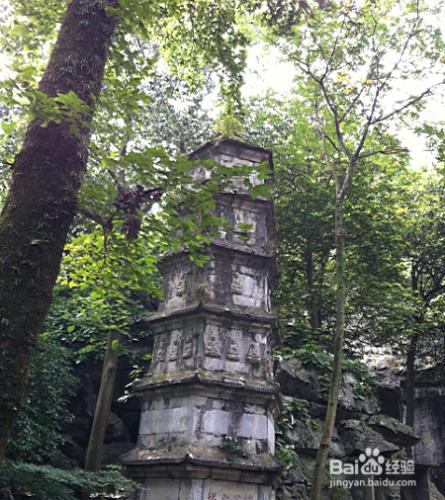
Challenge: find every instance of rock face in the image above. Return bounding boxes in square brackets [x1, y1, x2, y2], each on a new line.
[276, 359, 379, 419]
[414, 387, 445, 467]
[122, 138, 282, 499]
[276, 359, 444, 500]
[368, 415, 419, 448]
[49, 357, 141, 469]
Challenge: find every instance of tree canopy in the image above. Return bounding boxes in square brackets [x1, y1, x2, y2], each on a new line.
[0, 0, 445, 497]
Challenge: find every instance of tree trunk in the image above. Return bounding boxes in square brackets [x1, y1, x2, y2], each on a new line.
[0, 0, 117, 461]
[311, 177, 345, 500]
[305, 247, 321, 332]
[405, 333, 418, 429]
[85, 330, 122, 472]
[405, 265, 420, 431]
[402, 336, 417, 500]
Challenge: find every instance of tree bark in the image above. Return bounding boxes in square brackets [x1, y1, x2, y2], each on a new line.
[405, 267, 419, 430]
[402, 333, 418, 500]
[305, 247, 321, 332]
[405, 333, 418, 429]
[0, 0, 117, 461]
[85, 330, 122, 472]
[311, 176, 345, 500]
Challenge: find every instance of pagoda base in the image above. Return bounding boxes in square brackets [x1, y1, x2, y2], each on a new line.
[138, 478, 274, 500]
[122, 446, 280, 499]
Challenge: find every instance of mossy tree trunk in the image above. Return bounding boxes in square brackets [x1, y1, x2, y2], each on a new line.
[405, 333, 418, 429]
[311, 175, 346, 500]
[0, 0, 117, 461]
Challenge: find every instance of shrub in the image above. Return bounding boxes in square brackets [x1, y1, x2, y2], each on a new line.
[7, 333, 77, 463]
[0, 462, 137, 500]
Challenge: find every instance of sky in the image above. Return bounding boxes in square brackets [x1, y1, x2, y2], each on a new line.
[241, 41, 444, 169]
[0, 1, 444, 169]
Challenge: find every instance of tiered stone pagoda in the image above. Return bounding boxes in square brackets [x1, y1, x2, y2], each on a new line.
[123, 137, 282, 499]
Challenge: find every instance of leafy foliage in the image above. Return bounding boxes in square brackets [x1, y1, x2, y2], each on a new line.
[0, 462, 137, 500]
[7, 334, 77, 463]
[244, 94, 418, 353]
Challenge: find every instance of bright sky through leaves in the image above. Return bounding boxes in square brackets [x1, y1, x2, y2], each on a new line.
[0, 0, 444, 167]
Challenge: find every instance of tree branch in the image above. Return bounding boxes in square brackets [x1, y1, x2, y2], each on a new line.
[358, 147, 408, 160]
[372, 82, 445, 125]
[77, 205, 113, 231]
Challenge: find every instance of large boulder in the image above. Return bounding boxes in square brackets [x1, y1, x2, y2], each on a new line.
[275, 359, 378, 418]
[284, 420, 344, 458]
[276, 358, 325, 403]
[371, 354, 404, 420]
[105, 411, 130, 443]
[368, 414, 419, 447]
[414, 387, 445, 467]
[337, 371, 379, 418]
[338, 419, 399, 457]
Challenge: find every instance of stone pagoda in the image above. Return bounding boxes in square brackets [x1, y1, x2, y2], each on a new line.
[122, 137, 282, 499]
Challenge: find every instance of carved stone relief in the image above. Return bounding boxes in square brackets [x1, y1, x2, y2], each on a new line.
[175, 278, 185, 298]
[183, 335, 194, 358]
[226, 338, 240, 361]
[231, 273, 243, 294]
[156, 336, 168, 362]
[205, 334, 221, 358]
[265, 346, 273, 377]
[234, 210, 256, 246]
[169, 335, 179, 361]
[246, 340, 261, 364]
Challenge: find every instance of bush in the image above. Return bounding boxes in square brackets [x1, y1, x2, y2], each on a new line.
[7, 334, 77, 463]
[0, 462, 137, 500]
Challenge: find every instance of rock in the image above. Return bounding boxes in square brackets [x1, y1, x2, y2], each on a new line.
[48, 448, 80, 469]
[102, 441, 134, 465]
[59, 435, 85, 463]
[377, 384, 404, 421]
[63, 416, 91, 447]
[432, 467, 445, 498]
[105, 412, 130, 443]
[278, 465, 308, 500]
[372, 355, 404, 420]
[430, 480, 445, 500]
[113, 396, 141, 441]
[414, 387, 445, 467]
[305, 400, 327, 419]
[276, 359, 378, 418]
[330, 487, 353, 500]
[368, 414, 419, 447]
[276, 359, 325, 403]
[277, 481, 308, 500]
[338, 420, 399, 457]
[337, 371, 379, 419]
[285, 418, 344, 458]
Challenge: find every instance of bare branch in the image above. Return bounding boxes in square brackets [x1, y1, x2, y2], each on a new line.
[377, 0, 421, 93]
[358, 147, 408, 160]
[77, 205, 113, 231]
[338, 86, 366, 124]
[320, 13, 348, 81]
[339, 17, 379, 124]
[312, 99, 342, 156]
[317, 78, 351, 159]
[372, 81, 445, 125]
